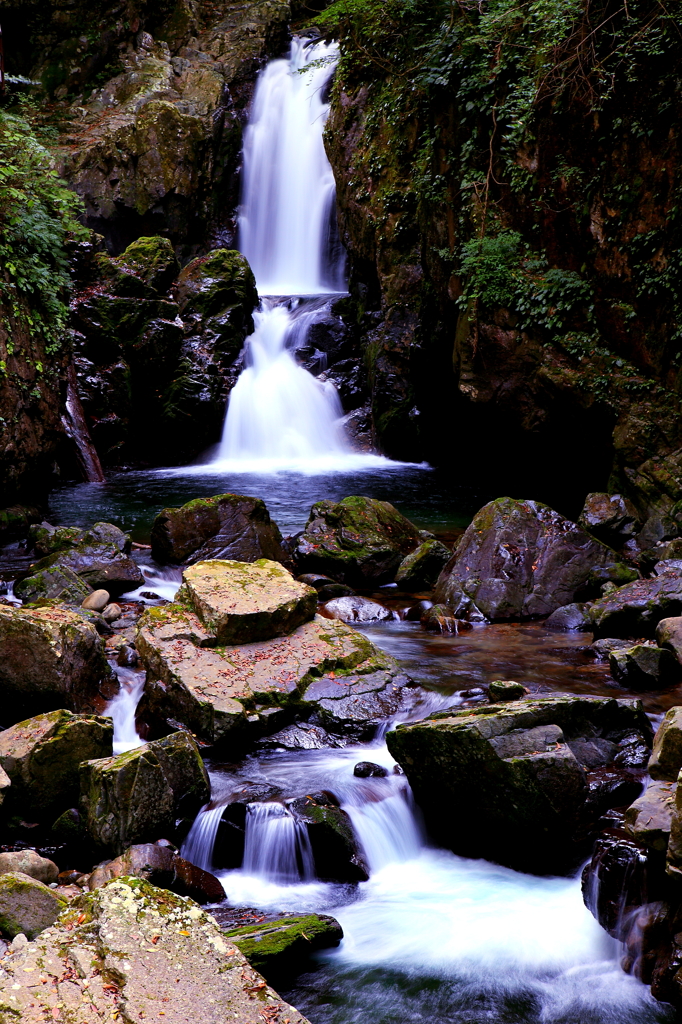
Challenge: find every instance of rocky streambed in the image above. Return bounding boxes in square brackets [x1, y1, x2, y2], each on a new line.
[1, 483, 682, 1021]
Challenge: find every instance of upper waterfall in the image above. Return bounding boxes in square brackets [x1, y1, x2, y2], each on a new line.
[238, 37, 345, 295]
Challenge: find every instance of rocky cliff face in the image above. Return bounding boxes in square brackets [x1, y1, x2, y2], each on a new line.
[322, 0, 682, 515]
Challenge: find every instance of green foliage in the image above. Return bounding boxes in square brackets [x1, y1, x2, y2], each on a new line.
[0, 110, 86, 355]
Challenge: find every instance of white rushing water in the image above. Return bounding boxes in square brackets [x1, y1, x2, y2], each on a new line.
[188, 741, 670, 1023]
[104, 664, 146, 754]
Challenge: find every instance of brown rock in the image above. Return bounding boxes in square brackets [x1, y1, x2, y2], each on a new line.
[649, 707, 682, 781]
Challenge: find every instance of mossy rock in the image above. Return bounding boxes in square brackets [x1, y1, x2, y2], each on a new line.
[294, 495, 422, 587]
[95, 236, 180, 298]
[0, 872, 66, 940]
[14, 563, 92, 605]
[289, 794, 368, 882]
[395, 537, 451, 590]
[176, 249, 258, 318]
[225, 913, 343, 979]
[0, 709, 113, 820]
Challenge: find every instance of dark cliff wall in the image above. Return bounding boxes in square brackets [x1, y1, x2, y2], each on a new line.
[322, 0, 682, 516]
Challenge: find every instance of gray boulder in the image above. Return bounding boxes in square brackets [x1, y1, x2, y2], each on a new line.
[0, 872, 66, 940]
[14, 563, 92, 604]
[0, 851, 58, 885]
[609, 643, 682, 690]
[578, 492, 641, 544]
[387, 695, 652, 872]
[434, 497, 613, 622]
[395, 538, 452, 590]
[25, 522, 143, 596]
[322, 596, 394, 623]
[590, 569, 682, 638]
[150, 493, 285, 565]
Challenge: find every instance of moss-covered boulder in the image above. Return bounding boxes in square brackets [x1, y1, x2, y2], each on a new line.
[176, 249, 257, 319]
[80, 731, 209, 854]
[0, 604, 112, 721]
[177, 558, 317, 645]
[26, 521, 144, 596]
[649, 707, 682, 781]
[590, 570, 682, 638]
[0, 709, 113, 821]
[395, 537, 451, 590]
[0, 878, 310, 1024]
[14, 562, 93, 604]
[289, 793, 368, 882]
[608, 643, 682, 690]
[29, 522, 85, 557]
[387, 695, 652, 873]
[0, 872, 66, 940]
[294, 496, 422, 586]
[95, 235, 180, 297]
[136, 604, 412, 745]
[151, 492, 285, 565]
[435, 497, 614, 622]
[226, 913, 343, 980]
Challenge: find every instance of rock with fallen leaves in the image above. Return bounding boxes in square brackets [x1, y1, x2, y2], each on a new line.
[0, 877, 311, 1023]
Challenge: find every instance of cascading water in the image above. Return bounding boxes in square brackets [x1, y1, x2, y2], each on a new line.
[242, 803, 315, 884]
[211, 38, 360, 470]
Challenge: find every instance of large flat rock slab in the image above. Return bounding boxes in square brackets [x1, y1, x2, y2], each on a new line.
[178, 559, 317, 644]
[0, 878, 310, 1024]
[137, 607, 412, 744]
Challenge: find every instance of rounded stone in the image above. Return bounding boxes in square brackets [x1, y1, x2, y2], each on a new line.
[82, 589, 110, 612]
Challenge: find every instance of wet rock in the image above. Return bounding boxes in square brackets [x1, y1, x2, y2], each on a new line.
[225, 913, 343, 980]
[0, 710, 113, 821]
[177, 558, 317, 645]
[289, 794, 368, 882]
[0, 878, 310, 1024]
[590, 637, 633, 659]
[587, 562, 640, 590]
[353, 761, 388, 777]
[28, 522, 88, 557]
[649, 707, 682, 781]
[545, 602, 593, 631]
[318, 582, 357, 600]
[488, 680, 528, 702]
[578, 492, 641, 544]
[0, 607, 112, 721]
[625, 781, 676, 853]
[420, 604, 474, 633]
[322, 595, 394, 622]
[82, 589, 110, 611]
[259, 723, 341, 751]
[0, 872, 66, 940]
[137, 603, 411, 745]
[590, 570, 682, 638]
[294, 495, 421, 587]
[395, 538, 452, 590]
[583, 767, 645, 818]
[151, 493, 285, 565]
[176, 249, 258, 320]
[582, 831, 651, 937]
[0, 852, 58, 885]
[26, 522, 144, 597]
[387, 695, 653, 873]
[96, 236, 180, 297]
[88, 843, 224, 904]
[434, 497, 612, 622]
[79, 731, 209, 854]
[14, 564, 92, 605]
[609, 644, 682, 690]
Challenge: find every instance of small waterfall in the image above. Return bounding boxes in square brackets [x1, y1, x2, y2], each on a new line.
[181, 803, 227, 872]
[213, 36, 353, 469]
[341, 782, 423, 873]
[243, 802, 315, 884]
[104, 664, 146, 754]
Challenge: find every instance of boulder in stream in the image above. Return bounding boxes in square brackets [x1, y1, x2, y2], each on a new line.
[322, 595, 394, 622]
[590, 568, 682, 638]
[14, 563, 93, 605]
[0, 878, 311, 1024]
[79, 731, 209, 854]
[387, 695, 652, 873]
[395, 537, 452, 590]
[289, 792, 369, 882]
[608, 643, 682, 690]
[150, 492, 286, 565]
[0, 604, 112, 722]
[24, 522, 144, 596]
[225, 913, 343, 981]
[434, 497, 613, 621]
[177, 558, 317, 644]
[0, 709, 113, 821]
[294, 495, 422, 586]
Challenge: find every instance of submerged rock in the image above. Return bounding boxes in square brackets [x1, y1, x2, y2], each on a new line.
[0, 872, 66, 940]
[395, 538, 452, 590]
[151, 492, 285, 565]
[0, 878, 310, 1023]
[294, 495, 421, 586]
[225, 913, 343, 980]
[0, 710, 113, 821]
[434, 497, 613, 621]
[387, 695, 652, 873]
[79, 731, 209, 854]
[0, 604, 112, 721]
[177, 558, 317, 645]
[420, 603, 474, 633]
